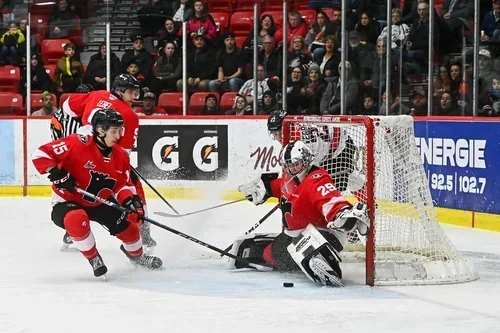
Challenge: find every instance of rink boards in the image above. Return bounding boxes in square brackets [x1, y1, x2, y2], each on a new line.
[0, 116, 499, 232]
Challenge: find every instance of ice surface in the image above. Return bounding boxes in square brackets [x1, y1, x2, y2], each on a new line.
[1, 197, 499, 333]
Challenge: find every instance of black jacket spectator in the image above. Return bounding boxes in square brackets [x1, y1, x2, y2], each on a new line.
[20, 54, 52, 96]
[47, 0, 76, 39]
[120, 40, 154, 81]
[185, 43, 215, 81]
[84, 48, 121, 91]
[137, 0, 172, 36]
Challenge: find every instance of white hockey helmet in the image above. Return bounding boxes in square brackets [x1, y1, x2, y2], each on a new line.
[282, 140, 315, 182]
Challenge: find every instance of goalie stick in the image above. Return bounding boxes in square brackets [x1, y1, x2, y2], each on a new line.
[74, 188, 271, 271]
[153, 198, 246, 218]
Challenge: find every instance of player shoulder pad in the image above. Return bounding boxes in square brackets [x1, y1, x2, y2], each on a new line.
[77, 134, 89, 144]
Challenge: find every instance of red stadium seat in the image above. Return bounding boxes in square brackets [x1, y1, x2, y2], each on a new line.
[264, 0, 285, 11]
[234, 0, 261, 11]
[322, 9, 334, 20]
[261, 11, 284, 28]
[30, 92, 57, 111]
[158, 93, 184, 115]
[188, 92, 219, 115]
[0, 93, 23, 115]
[212, 12, 230, 35]
[294, 3, 310, 10]
[235, 36, 246, 48]
[208, 0, 232, 12]
[300, 9, 317, 26]
[0, 66, 20, 92]
[219, 92, 238, 112]
[230, 11, 255, 37]
[41, 39, 71, 65]
[30, 0, 54, 14]
[30, 14, 49, 36]
[45, 64, 56, 80]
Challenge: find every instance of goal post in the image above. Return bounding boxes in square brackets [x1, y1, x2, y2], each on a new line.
[282, 115, 479, 286]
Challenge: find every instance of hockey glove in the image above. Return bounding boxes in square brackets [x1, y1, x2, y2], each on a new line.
[48, 167, 76, 193]
[327, 202, 370, 236]
[238, 173, 278, 205]
[122, 195, 145, 225]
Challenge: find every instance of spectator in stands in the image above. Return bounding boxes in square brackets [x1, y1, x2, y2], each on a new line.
[409, 88, 428, 115]
[369, 38, 398, 93]
[380, 90, 409, 114]
[239, 64, 278, 106]
[54, 43, 83, 93]
[367, 0, 398, 26]
[361, 93, 379, 115]
[20, 54, 52, 97]
[305, 10, 331, 49]
[286, 66, 309, 114]
[260, 90, 279, 115]
[200, 93, 220, 115]
[126, 59, 149, 99]
[317, 35, 341, 82]
[287, 36, 312, 75]
[243, 14, 276, 52]
[274, 11, 308, 46]
[481, 0, 500, 43]
[135, 92, 167, 116]
[303, 62, 326, 115]
[478, 48, 499, 95]
[347, 30, 374, 78]
[17, 19, 29, 62]
[378, 8, 410, 50]
[151, 41, 182, 95]
[479, 75, 500, 116]
[355, 11, 381, 46]
[255, 35, 282, 79]
[47, 0, 76, 39]
[179, 0, 216, 43]
[0, 22, 24, 65]
[172, 0, 193, 27]
[401, 0, 418, 25]
[32, 91, 57, 116]
[137, 0, 171, 36]
[434, 65, 452, 98]
[435, 91, 461, 115]
[449, 62, 463, 96]
[321, 9, 342, 46]
[439, 0, 473, 53]
[120, 36, 153, 82]
[177, 31, 214, 92]
[157, 17, 182, 50]
[84, 42, 120, 91]
[320, 61, 359, 114]
[226, 94, 253, 115]
[209, 32, 246, 93]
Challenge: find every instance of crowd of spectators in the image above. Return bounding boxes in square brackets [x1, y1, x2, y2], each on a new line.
[1, 0, 500, 116]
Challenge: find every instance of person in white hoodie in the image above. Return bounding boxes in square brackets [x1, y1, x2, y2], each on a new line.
[378, 8, 410, 50]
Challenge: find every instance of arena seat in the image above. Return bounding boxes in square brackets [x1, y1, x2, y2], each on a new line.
[300, 10, 317, 26]
[230, 11, 255, 37]
[158, 92, 183, 115]
[188, 92, 219, 115]
[0, 93, 23, 115]
[234, 0, 261, 11]
[0, 66, 20, 92]
[208, 0, 232, 12]
[41, 39, 71, 65]
[219, 92, 238, 112]
[45, 64, 56, 80]
[212, 12, 230, 35]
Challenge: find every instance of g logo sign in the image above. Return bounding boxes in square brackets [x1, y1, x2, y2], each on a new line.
[152, 136, 179, 171]
[193, 136, 218, 172]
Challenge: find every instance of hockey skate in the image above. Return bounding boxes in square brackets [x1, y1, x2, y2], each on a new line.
[60, 231, 78, 252]
[88, 253, 108, 277]
[120, 245, 162, 270]
[140, 222, 157, 254]
[309, 257, 343, 287]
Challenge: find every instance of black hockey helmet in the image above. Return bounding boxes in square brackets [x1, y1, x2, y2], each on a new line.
[76, 84, 94, 93]
[112, 73, 140, 98]
[267, 109, 287, 133]
[91, 108, 124, 133]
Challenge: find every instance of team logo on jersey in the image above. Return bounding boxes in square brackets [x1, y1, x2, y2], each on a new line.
[97, 100, 112, 109]
[82, 171, 117, 203]
[161, 144, 177, 164]
[311, 173, 323, 179]
[84, 160, 95, 169]
[78, 134, 88, 143]
[201, 144, 216, 165]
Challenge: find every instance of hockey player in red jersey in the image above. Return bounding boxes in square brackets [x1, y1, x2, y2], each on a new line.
[32, 109, 162, 277]
[50, 74, 156, 251]
[230, 140, 369, 286]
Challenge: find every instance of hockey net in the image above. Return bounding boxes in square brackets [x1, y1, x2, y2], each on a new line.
[282, 115, 479, 286]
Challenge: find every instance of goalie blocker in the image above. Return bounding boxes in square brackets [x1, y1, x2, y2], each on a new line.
[232, 140, 370, 286]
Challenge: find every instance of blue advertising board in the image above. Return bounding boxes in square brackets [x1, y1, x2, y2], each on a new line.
[0, 120, 15, 185]
[414, 120, 500, 214]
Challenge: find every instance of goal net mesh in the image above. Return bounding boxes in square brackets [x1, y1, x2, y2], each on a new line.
[284, 115, 479, 285]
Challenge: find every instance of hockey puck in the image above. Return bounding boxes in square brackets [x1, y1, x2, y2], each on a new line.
[283, 282, 294, 287]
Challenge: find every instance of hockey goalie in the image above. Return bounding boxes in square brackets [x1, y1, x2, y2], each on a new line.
[230, 140, 370, 287]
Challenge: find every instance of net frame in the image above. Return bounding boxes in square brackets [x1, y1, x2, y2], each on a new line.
[282, 115, 479, 286]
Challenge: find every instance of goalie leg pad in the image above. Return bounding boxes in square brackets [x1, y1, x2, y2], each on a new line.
[228, 233, 279, 270]
[287, 224, 343, 287]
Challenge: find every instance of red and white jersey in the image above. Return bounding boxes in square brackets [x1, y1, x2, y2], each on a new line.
[269, 167, 351, 237]
[32, 134, 135, 207]
[62, 91, 139, 153]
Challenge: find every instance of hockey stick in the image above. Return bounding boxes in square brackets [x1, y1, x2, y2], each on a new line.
[131, 166, 180, 215]
[75, 188, 272, 271]
[220, 203, 280, 256]
[153, 198, 247, 218]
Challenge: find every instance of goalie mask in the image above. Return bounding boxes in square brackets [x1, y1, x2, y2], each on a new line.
[282, 140, 314, 183]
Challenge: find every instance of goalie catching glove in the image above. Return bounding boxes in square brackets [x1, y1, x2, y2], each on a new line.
[121, 195, 145, 225]
[327, 202, 370, 236]
[238, 173, 278, 205]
